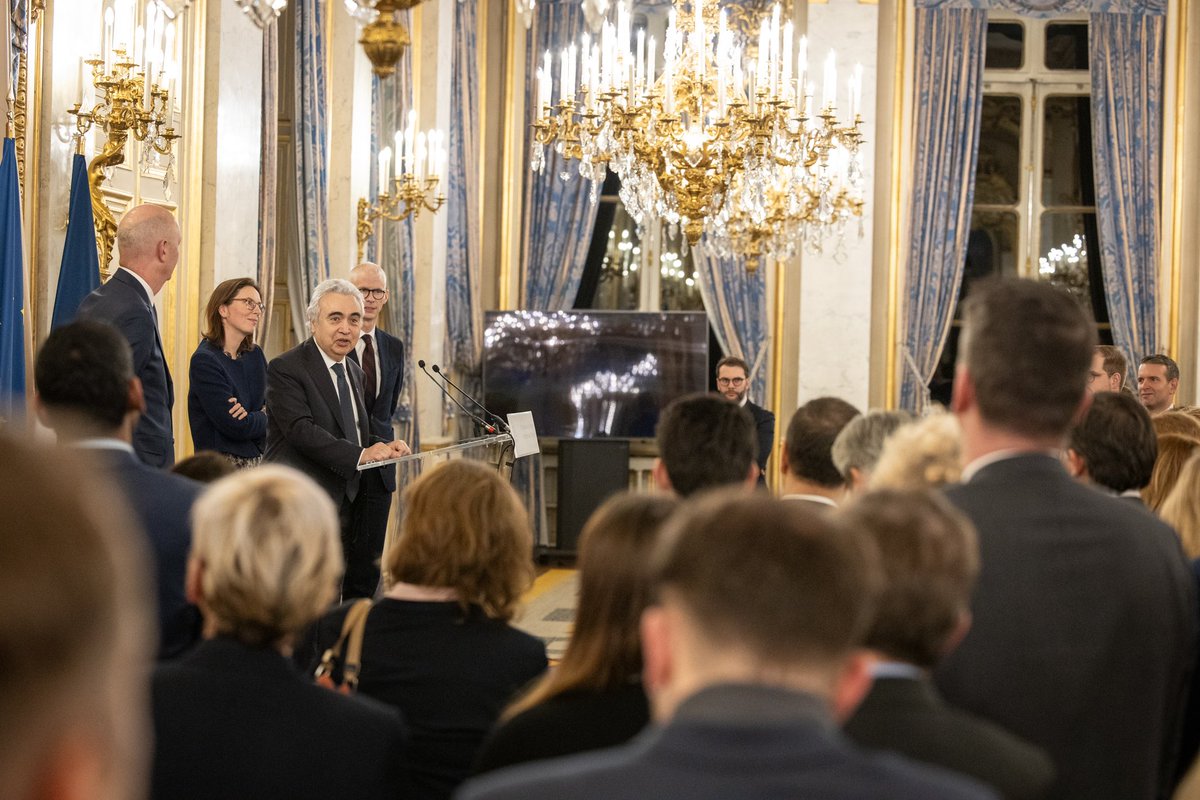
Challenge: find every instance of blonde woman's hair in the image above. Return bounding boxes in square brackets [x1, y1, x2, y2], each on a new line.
[869, 411, 964, 491]
[1144, 434, 1200, 513]
[1161, 453, 1200, 559]
[190, 465, 344, 646]
[386, 460, 534, 621]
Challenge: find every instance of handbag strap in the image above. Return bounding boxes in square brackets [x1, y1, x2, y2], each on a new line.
[314, 598, 373, 689]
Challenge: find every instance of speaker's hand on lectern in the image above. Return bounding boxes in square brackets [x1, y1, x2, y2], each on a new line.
[389, 440, 412, 457]
[359, 443, 395, 464]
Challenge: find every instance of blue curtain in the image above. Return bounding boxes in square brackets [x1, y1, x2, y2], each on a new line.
[899, 6, 987, 412]
[693, 241, 770, 404]
[370, 11, 420, 462]
[447, 0, 484, 442]
[1090, 9, 1165, 364]
[258, 21, 280, 348]
[9, 0, 26, 100]
[293, 0, 331, 302]
[520, 0, 600, 310]
[517, 0, 600, 545]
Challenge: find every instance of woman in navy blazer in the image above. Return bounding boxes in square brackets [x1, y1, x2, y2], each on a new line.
[187, 278, 268, 466]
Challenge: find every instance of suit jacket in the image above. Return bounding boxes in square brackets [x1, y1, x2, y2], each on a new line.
[349, 326, 405, 493]
[82, 445, 202, 659]
[456, 683, 997, 800]
[77, 269, 175, 467]
[935, 454, 1197, 800]
[152, 637, 408, 800]
[746, 399, 775, 483]
[845, 675, 1055, 800]
[265, 338, 383, 503]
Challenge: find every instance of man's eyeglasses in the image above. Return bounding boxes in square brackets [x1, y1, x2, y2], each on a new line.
[231, 298, 266, 312]
[358, 288, 388, 300]
[717, 377, 746, 387]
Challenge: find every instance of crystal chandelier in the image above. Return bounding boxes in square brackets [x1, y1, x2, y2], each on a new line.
[530, 0, 866, 269]
[344, 0, 428, 77]
[233, 0, 286, 27]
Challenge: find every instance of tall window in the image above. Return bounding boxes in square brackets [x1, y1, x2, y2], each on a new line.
[928, 16, 1112, 404]
[573, 172, 705, 312]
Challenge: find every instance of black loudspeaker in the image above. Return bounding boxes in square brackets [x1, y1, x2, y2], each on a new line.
[556, 439, 630, 554]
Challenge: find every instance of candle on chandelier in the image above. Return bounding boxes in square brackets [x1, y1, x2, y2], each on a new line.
[852, 63, 863, 118]
[781, 21, 793, 98]
[414, 131, 427, 182]
[378, 146, 392, 188]
[756, 19, 768, 94]
[822, 50, 837, 109]
[694, 3, 705, 80]
[134, 24, 144, 66]
[798, 35, 808, 92]
[635, 28, 644, 96]
[541, 49, 552, 106]
[393, 130, 403, 178]
[769, 4, 780, 93]
[645, 35, 656, 96]
[104, 7, 114, 72]
[404, 110, 416, 171]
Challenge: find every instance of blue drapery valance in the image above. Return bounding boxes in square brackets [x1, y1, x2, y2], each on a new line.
[914, 0, 1164, 15]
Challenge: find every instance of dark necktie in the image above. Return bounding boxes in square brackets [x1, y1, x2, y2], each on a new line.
[361, 333, 378, 414]
[331, 363, 362, 503]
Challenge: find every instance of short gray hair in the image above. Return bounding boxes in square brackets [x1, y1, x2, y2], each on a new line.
[831, 410, 915, 483]
[306, 278, 364, 327]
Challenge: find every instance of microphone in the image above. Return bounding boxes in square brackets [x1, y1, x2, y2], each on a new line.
[431, 363, 510, 433]
[418, 360, 495, 434]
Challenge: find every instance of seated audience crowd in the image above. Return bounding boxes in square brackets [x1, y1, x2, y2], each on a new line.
[5, 275, 1200, 800]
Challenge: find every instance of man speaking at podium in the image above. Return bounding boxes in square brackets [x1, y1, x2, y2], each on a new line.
[265, 278, 410, 599]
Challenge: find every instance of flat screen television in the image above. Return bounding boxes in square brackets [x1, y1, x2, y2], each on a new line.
[482, 310, 709, 439]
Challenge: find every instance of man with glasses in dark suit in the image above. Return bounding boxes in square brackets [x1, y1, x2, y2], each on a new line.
[715, 356, 774, 485]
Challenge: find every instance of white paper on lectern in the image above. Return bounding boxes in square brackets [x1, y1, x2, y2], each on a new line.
[507, 412, 539, 457]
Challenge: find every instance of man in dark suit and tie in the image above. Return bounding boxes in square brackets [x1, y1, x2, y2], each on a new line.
[934, 279, 1196, 800]
[34, 320, 203, 660]
[344, 262, 406, 598]
[841, 489, 1055, 800]
[265, 278, 410, 599]
[77, 203, 180, 468]
[715, 356, 774, 483]
[457, 493, 995, 800]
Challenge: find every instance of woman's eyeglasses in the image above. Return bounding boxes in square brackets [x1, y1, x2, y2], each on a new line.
[231, 298, 266, 312]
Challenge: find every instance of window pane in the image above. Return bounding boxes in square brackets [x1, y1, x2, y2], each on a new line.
[965, 210, 1020, 285]
[1045, 23, 1088, 70]
[1042, 95, 1094, 207]
[658, 240, 703, 311]
[975, 95, 1022, 206]
[576, 201, 640, 310]
[1038, 212, 1106, 322]
[985, 22, 1024, 69]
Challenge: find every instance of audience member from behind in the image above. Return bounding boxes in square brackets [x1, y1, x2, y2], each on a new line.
[714, 356, 775, 484]
[840, 490, 1054, 800]
[1139, 354, 1181, 415]
[457, 493, 996, 800]
[152, 466, 407, 800]
[869, 410, 964, 491]
[1143, 433, 1200, 513]
[653, 393, 758, 496]
[302, 460, 547, 800]
[474, 493, 680, 774]
[935, 278, 1195, 800]
[171, 450, 237, 483]
[77, 203, 181, 467]
[1065, 392, 1156, 499]
[779, 396, 861, 507]
[1162, 454, 1200, 559]
[0, 435, 155, 800]
[831, 409, 914, 492]
[187, 278, 269, 468]
[34, 320, 204, 660]
[1087, 345, 1127, 393]
[1151, 410, 1200, 440]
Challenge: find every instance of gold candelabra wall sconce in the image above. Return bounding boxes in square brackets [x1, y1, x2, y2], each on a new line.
[356, 117, 447, 261]
[69, 1, 182, 274]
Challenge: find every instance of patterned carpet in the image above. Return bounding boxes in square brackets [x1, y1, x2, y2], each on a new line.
[513, 568, 578, 662]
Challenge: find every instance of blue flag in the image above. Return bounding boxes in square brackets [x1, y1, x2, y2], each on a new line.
[51, 153, 101, 329]
[0, 137, 25, 422]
